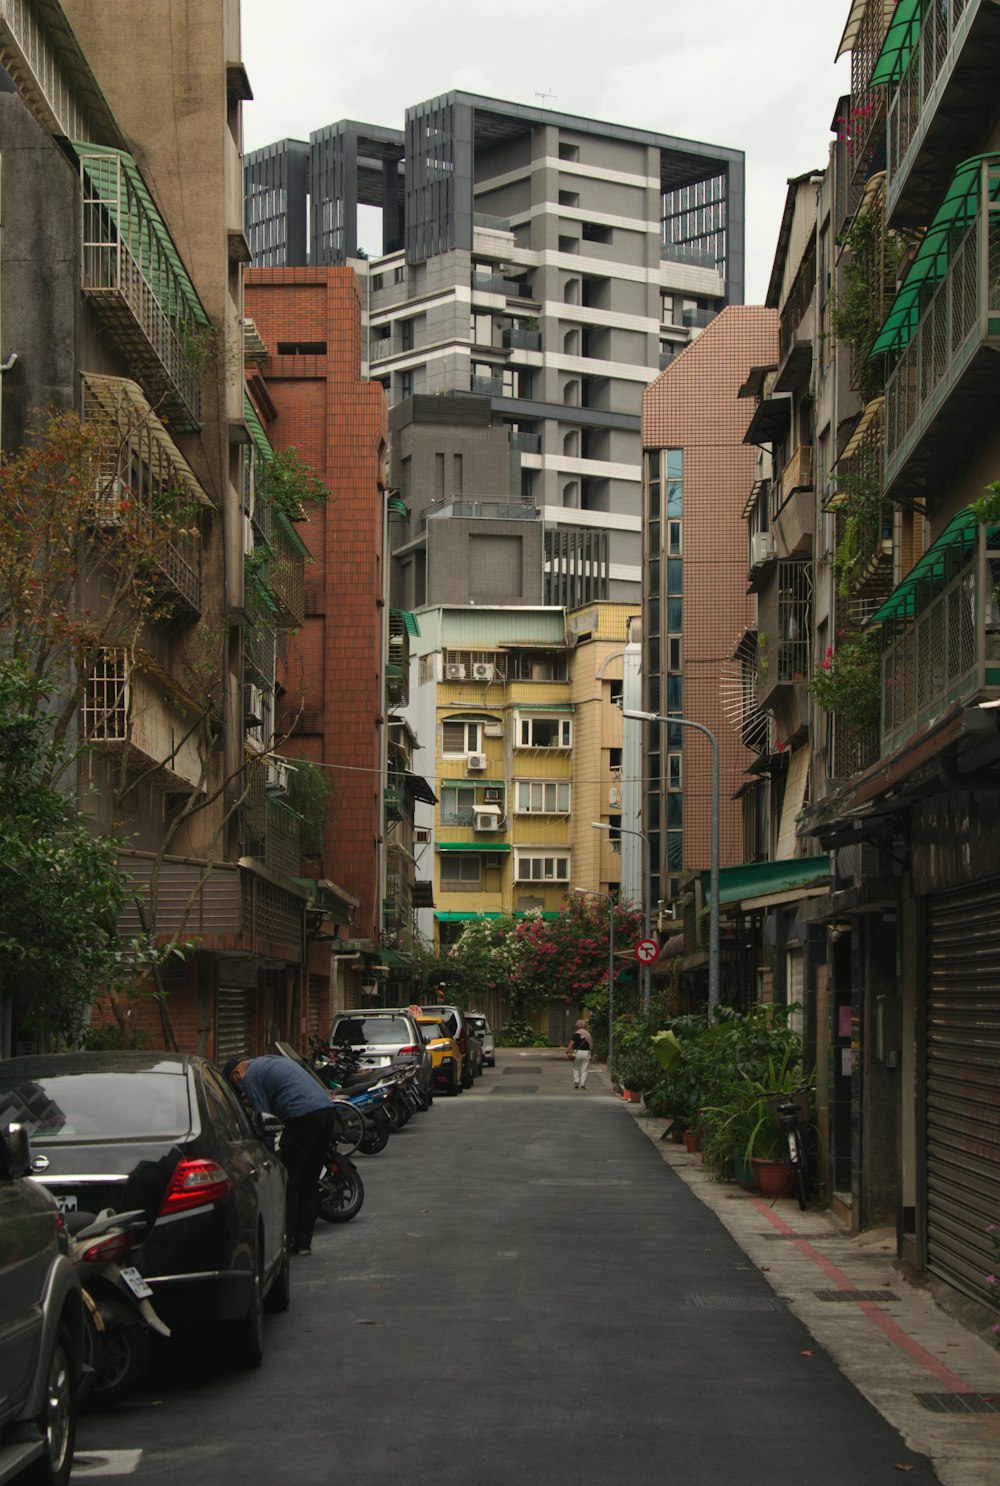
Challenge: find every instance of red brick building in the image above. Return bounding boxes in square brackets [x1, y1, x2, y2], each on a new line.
[245, 268, 389, 1027]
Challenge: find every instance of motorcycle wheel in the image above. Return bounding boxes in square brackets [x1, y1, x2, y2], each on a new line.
[317, 1160, 365, 1222]
[357, 1119, 389, 1155]
[86, 1309, 151, 1410]
[328, 1103, 365, 1155]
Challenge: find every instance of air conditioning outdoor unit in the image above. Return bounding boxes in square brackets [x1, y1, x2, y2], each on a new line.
[609, 785, 622, 808]
[415, 827, 431, 843]
[466, 752, 487, 771]
[484, 787, 503, 802]
[243, 514, 255, 557]
[474, 812, 500, 832]
[471, 662, 495, 682]
[750, 531, 776, 568]
[264, 757, 291, 795]
[445, 663, 467, 680]
[483, 721, 504, 737]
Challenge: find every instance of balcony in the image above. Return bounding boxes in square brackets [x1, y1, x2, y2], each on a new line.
[879, 157, 1000, 505]
[771, 445, 814, 558]
[370, 336, 394, 362]
[775, 258, 816, 392]
[509, 430, 541, 453]
[243, 578, 277, 683]
[502, 328, 541, 352]
[757, 559, 812, 731]
[82, 649, 205, 794]
[76, 147, 207, 431]
[877, 513, 1000, 755]
[265, 512, 308, 628]
[471, 271, 532, 299]
[885, 0, 1000, 227]
[423, 497, 538, 524]
[242, 762, 302, 880]
[470, 374, 504, 396]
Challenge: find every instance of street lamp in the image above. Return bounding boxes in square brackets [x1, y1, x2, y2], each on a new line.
[591, 820, 652, 1011]
[623, 709, 720, 1012]
[575, 886, 615, 1076]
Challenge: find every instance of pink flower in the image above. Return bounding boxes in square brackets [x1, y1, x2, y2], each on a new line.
[987, 1275, 998, 1287]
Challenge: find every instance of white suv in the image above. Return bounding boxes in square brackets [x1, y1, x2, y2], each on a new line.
[328, 1012, 433, 1097]
[465, 1013, 496, 1067]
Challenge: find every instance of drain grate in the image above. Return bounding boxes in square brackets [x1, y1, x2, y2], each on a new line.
[686, 1294, 784, 1312]
[814, 1288, 900, 1303]
[915, 1392, 1000, 1414]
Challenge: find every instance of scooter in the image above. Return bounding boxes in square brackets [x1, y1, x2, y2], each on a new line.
[66, 1208, 171, 1409]
[317, 1147, 365, 1223]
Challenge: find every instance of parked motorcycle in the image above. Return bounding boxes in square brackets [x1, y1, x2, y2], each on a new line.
[65, 1207, 170, 1409]
[317, 1148, 364, 1223]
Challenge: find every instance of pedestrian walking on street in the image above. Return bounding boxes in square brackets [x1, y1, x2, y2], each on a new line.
[224, 1053, 333, 1256]
[566, 1020, 593, 1089]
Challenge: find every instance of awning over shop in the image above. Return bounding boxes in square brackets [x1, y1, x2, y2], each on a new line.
[437, 842, 511, 852]
[868, 506, 1000, 626]
[871, 153, 1000, 356]
[870, 0, 922, 86]
[702, 855, 830, 910]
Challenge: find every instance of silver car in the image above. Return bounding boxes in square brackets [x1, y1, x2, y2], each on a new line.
[328, 1012, 433, 1097]
[465, 1013, 496, 1068]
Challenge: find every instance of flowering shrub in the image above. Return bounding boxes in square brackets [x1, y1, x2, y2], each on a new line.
[808, 633, 881, 732]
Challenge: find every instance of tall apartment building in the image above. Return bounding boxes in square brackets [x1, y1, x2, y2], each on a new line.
[246, 94, 744, 609]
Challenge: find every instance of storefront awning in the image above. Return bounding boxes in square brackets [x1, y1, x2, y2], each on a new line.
[871, 153, 1000, 356]
[870, 0, 922, 86]
[702, 855, 830, 910]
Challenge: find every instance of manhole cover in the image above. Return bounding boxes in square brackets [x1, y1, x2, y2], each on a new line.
[814, 1288, 900, 1302]
[915, 1392, 999, 1414]
[505, 1065, 542, 1074]
[492, 1084, 539, 1093]
[687, 1294, 784, 1312]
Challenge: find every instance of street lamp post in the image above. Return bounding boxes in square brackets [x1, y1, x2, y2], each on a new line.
[624, 709, 720, 1013]
[575, 886, 615, 1077]
[591, 820, 651, 1010]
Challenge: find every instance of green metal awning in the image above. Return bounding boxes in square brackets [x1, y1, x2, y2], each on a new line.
[274, 509, 311, 557]
[702, 855, 830, 909]
[871, 153, 1000, 355]
[393, 609, 421, 637]
[70, 142, 209, 325]
[868, 506, 1000, 625]
[870, 0, 922, 86]
[437, 842, 511, 852]
[387, 495, 409, 519]
[435, 910, 561, 920]
[244, 393, 274, 463]
[378, 949, 414, 967]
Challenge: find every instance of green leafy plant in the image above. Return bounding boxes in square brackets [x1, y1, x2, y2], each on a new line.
[809, 633, 881, 732]
[286, 758, 330, 859]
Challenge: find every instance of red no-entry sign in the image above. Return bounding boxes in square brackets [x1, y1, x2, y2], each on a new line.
[634, 938, 660, 965]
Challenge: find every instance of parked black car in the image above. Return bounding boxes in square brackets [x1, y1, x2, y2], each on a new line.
[0, 1052, 289, 1372]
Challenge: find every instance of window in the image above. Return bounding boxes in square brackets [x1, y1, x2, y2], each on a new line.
[442, 720, 481, 754]
[558, 142, 580, 161]
[509, 653, 568, 681]
[441, 855, 482, 888]
[393, 266, 405, 284]
[440, 784, 476, 825]
[558, 189, 580, 207]
[517, 714, 572, 748]
[515, 780, 570, 813]
[582, 222, 612, 244]
[400, 319, 415, 351]
[400, 370, 414, 398]
[370, 273, 385, 292]
[514, 852, 570, 883]
[276, 342, 327, 355]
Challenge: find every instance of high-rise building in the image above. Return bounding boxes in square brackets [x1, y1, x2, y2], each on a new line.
[246, 94, 744, 609]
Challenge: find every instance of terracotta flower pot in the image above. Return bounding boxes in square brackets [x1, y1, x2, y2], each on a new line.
[750, 1157, 794, 1198]
[683, 1129, 701, 1154]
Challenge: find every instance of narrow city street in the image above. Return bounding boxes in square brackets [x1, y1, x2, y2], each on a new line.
[69, 1049, 963, 1485]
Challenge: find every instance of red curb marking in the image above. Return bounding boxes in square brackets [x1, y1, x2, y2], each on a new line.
[751, 1198, 974, 1395]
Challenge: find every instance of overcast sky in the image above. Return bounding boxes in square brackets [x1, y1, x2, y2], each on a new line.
[240, 0, 850, 304]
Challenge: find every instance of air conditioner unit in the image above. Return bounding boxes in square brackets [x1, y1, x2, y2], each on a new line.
[474, 812, 501, 832]
[750, 531, 776, 568]
[415, 827, 431, 843]
[264, 757, 290, 795]
[243, 514, 255, 557]
[484, 787, 503, 802]
[483, 720, 504, 737]
[466, 752, 487, 771]
[609, 785, 622, 808]
[445, 663, 467, 680]
[471, 662, 495, 682]
[244, 684, 264, 727]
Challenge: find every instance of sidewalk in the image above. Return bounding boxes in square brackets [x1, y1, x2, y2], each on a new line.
[616, 1093, 1000, 1486]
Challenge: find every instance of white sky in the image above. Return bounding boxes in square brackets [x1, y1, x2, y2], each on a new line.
[240, 0, 850, 304]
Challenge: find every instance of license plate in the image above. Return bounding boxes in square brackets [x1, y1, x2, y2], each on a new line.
[54, 1195, 77, 1214]
[119, 1266, 153, 1299]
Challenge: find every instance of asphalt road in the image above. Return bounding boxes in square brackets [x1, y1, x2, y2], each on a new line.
[73, 1047, 941, 1484]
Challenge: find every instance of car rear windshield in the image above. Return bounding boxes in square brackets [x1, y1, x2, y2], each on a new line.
[334, 1017, 411, 1045]
[467, 1017, 489, 1033]
[0, 1072, 192, 1142]
[418, 1022, 449, 1041]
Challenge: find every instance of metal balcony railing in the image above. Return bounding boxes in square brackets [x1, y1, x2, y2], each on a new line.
[881, 536, 1000, 755]
[78, 149, 206, 430]
[423, 497, 538, 524]
[243, 579, 277, 683]
[884, 170, 1000, 488]
[241, 763, 301, 879]
[887, 0, 972, 189]
[265, 512, 307, 628]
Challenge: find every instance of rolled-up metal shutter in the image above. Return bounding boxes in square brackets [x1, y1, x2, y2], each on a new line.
[925, 881, 1000, 1302]
[216, 986, 251, 1062]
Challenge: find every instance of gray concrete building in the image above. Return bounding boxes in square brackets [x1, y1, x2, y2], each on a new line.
[246, 94, 744, 609]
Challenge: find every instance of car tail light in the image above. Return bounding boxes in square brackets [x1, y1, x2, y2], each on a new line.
[159, 1158, 234, 1215]
[397, 1045, 420, 1056]
[457, 1028, 467, 1053]
[80, 1231, 135, 1264]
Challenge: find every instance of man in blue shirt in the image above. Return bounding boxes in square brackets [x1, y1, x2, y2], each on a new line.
[224, 1054, 333, 1256]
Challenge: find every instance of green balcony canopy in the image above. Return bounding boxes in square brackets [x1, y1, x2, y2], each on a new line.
[387, 495, 409, 519]
[870, 0, 922, 87]
[701, 855, 829, 909]
[434, 910, 561, 920]
[244, 393, 274, 464]
[391, 609, 421, 637]
[868, 507, 1000, 626]
[871, 152, 1000, 356]
[437, 842, 511, 852]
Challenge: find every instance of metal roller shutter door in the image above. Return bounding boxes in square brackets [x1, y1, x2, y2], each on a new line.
[216, 986, 251, 1062]
[926, 881, 1000, 1302]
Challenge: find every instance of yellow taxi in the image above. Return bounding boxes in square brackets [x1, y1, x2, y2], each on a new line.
[414, 1013, 464, 1096]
